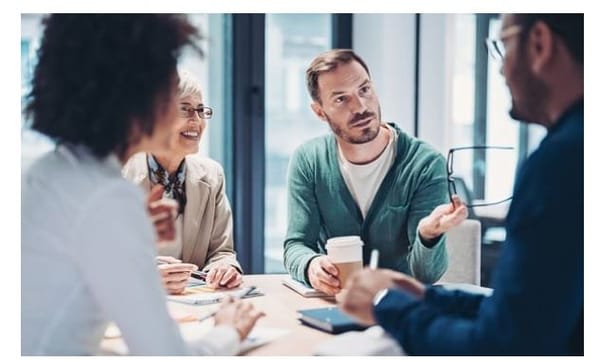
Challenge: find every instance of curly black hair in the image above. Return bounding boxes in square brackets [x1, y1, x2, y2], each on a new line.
[25, 14, 202, 159]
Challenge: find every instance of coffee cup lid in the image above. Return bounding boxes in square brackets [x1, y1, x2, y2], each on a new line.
[325, 236, 364, 249]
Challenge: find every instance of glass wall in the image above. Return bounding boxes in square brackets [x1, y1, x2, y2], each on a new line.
[450, 14, 476, 191]
[264, 14, 332, 273]
[485, 17, 519, 203]
[449, 15, 523, 207]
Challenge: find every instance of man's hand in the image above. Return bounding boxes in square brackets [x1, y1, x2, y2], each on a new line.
[156, 256, 197, 295]
[339, 269, 426, 325]
[147, 185, 178, 243]
[214, 296, 265, 340]
[418, 195, 468, 243]
[205, 263, 243, 289]
[307, 255, 340, 295]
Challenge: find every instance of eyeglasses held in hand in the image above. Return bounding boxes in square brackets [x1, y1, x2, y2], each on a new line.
[447, 145, 514, 208]
[179, 104, 213, 119]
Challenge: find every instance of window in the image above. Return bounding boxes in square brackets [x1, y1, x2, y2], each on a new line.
[264, 14, 332, 273]
[449, 14, 477, 191]
[179, 15, 228, 168]
[484, 17, 519, 203]
[20, 14, 227, 175]
[449, 15, 520, 207]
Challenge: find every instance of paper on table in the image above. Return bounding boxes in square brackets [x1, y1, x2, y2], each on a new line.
[282, 276, 330, 298]
[118, 319, 288, 354]
[103, 307, 217, 339]
[102, 318, 289, 355]
[314, 325, 405, 356]
[180, 320, 289, 355]
[167, 285, 263, 305]
[238, 327, 290, 354]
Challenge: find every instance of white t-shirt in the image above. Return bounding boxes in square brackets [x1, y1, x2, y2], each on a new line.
[338, 124, 398, 218]
[21, 144, 239, 355]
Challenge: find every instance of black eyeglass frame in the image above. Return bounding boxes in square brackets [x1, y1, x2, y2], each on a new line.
[447, 145, 514, 208]
[484, 24, 523, 61]
[179, 105, 214, 120]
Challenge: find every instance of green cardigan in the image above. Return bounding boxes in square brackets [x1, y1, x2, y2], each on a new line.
[283, 123, 449, 285]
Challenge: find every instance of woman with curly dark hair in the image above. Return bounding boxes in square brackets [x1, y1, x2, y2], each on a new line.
[21, 14, 263, 355]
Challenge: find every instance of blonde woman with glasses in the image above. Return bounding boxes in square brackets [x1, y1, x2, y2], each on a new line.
[123, 69, 242, 294]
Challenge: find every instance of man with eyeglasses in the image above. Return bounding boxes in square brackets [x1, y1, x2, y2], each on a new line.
[283, 49, 468, 295]
[340, 14, 583, 355]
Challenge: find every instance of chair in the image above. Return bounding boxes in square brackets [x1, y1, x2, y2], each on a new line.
[438, 219, 481, 285]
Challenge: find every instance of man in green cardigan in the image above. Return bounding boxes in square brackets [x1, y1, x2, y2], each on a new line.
[283, 49, 467, 295]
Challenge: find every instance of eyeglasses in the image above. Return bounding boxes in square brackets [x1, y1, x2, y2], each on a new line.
[178, 104, 213, 120]
[447, 146, 514, 208]
[485, 24, 522, 61]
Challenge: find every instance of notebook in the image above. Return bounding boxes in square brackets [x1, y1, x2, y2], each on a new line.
[167, 285, 263, 306]
[282, 276, 330, 298]
[297, 306, 368, 334]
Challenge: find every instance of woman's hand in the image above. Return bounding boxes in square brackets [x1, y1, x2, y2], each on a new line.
[156, 256, 197, 295]
[206, 263, 243, 289]
[147, 185, 178, 243]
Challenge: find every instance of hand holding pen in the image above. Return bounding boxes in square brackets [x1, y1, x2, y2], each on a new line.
[156, 256, 199, 295]
[202, 286, 265, 341]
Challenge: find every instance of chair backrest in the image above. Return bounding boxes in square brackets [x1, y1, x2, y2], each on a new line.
[438, 219, 481, 285]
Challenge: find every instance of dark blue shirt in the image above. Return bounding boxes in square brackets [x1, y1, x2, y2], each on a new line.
[374, 99, 583, 355]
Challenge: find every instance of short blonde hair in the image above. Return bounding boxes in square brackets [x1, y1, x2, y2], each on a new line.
[177, 68, 203, 100]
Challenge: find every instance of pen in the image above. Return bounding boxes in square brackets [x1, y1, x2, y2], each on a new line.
[190, 270, 208, 280]
[197, 286, 258, 323]
[240, 286, 257, 298]
[156, 259, 208, 280]
[369, 249, 379, 270]
[197, 310, 218, 323]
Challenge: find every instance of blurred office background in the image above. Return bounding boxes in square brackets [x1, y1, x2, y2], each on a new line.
[21, 14, 547, 286]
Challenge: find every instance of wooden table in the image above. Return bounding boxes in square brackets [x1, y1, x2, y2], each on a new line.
[102, 274, 338, 356]
[238, 274, 337, 355]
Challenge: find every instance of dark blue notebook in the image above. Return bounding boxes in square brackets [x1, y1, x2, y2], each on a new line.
[297, 306, 368, 334]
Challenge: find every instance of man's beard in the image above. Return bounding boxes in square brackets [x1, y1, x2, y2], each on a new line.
[508, 59, 550, 126]
[325, 105, 382, 144]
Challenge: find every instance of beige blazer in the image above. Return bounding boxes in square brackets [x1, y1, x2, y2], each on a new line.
[122, 152, 242, 273]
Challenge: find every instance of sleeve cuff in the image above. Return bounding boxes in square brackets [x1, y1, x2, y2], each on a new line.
[373, 288, 420, 332]
[415, 231, 446, 251]
[417, 230, 444, 249]
[298, 253, 321, 286]
[189, 325, 240, 355]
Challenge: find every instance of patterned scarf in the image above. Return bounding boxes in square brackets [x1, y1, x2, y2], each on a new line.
[147, 154, 187, 215]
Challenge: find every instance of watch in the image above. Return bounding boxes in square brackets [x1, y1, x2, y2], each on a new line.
[373, 288, 389, 307]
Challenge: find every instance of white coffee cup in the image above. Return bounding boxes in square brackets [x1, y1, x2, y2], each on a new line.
[325, 236, 364, 289]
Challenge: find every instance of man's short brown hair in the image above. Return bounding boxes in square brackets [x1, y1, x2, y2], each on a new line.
[305, 49, 371, 103]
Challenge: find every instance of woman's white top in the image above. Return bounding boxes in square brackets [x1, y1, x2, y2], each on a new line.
[21, 144, 239, 355]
